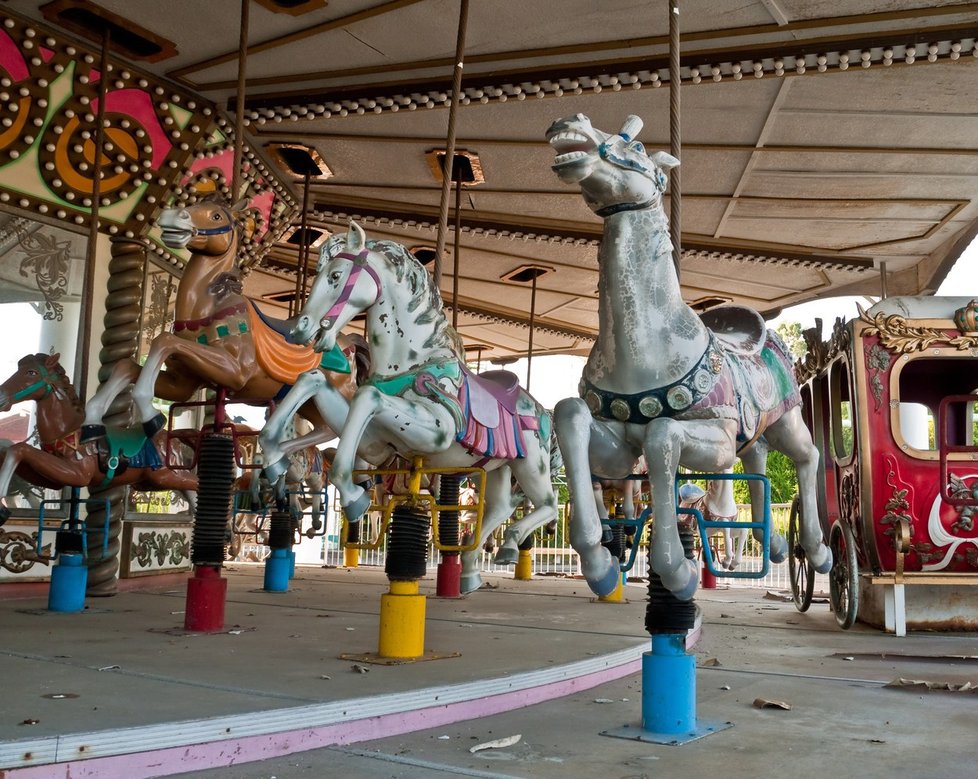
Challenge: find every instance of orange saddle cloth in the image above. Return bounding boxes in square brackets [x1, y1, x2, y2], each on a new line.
[246, 304, 321, 385]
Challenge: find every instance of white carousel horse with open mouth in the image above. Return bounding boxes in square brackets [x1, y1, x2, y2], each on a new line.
[258, 222, 562, 593]
[548, 113, 831, 600]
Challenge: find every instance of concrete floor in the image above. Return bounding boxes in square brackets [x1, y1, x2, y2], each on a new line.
[2, 564, 977, 778]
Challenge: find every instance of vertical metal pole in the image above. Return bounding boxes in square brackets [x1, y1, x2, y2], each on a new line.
[232, 0, 250, 201]
[879, 261, 888, 299]
[433, 0, 470, 288]
[290, 170, 312, 317]
[668, 0, 682, 281]
[451, 173, 462, 329]
[526, 274, 537, 392]
[78, 26, 110, 401]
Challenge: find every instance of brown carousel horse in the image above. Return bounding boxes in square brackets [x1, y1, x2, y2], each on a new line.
[85, 198, 367, 455]
[0, 353, 198, 524]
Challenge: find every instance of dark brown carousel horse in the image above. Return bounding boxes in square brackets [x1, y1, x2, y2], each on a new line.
[0, 353, 198, 524]
[85, 198, 366, 455]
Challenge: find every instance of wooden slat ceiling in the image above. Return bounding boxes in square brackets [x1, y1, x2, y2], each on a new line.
[10, 0, 978, 359]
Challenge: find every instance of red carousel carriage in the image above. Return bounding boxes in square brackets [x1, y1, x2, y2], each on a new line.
[790, 296, 978, 633]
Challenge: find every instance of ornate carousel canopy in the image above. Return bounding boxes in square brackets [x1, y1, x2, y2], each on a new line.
[3, 0, 978, 359]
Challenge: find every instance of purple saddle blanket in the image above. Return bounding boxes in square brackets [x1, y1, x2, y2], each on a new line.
[456, 368, 539, 460]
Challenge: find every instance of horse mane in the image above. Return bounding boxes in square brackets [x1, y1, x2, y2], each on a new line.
[371, 239, 464, 355]
[20, 353, 84, 412]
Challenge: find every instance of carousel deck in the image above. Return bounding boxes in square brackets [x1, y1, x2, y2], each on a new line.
[0, 565, 976, 778]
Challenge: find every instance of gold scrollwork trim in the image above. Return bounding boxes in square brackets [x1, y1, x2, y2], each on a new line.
[858, 307, 978, 354]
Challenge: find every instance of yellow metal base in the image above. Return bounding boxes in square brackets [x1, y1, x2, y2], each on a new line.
[514, 548, 533, 581]
[343, 547, 359, 568]
[377, 580, 426, 659]
[596, 573, 628, 604]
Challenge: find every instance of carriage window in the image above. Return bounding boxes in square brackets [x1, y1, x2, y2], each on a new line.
[895, 356, 978, 452]
[829, 360, 854, 461]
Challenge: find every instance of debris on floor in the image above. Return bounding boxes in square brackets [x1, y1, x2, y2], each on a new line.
[470, 734, 521, 753]
[752, 698, 792, 710]
[885, 678, 977, 692]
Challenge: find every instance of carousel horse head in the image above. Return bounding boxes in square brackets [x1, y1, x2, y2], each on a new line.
[0, 353, 71, 412]
[158, 197, 256, 256]
[290, 216, 452, 352]
[546, 113, 679, 215]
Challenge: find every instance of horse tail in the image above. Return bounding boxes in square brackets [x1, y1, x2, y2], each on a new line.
[344, 333, 372, 386]
[545, 412, 563, 477]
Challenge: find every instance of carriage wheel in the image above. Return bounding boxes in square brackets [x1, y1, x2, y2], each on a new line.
[787, 496, 815, 612]
[829, 521, 859, 629]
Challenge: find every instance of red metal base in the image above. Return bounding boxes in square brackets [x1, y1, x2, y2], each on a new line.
[184, 565, 228, 632]
[435, 554, 462, 598]
[701, 562, 717, 589]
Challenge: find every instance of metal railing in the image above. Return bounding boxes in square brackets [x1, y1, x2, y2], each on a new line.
[285, 501, 828, 593]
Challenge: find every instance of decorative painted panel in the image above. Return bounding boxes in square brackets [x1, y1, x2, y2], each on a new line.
[121, 518, 191, 578]
[0, 521, 53, 582]
[0, 12, 296, 265]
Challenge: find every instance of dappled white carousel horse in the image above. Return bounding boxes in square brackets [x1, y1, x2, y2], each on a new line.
[548, 113, 831, 600]
[258, 222, 562, 592]
[678, 479, 748, 571]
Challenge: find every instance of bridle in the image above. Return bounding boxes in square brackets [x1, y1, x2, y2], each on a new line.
[9, 361, 60, 403]
[319, 249, 382, 330]
[194, 205, 235, 236]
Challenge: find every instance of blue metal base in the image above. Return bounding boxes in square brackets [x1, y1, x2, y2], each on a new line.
[602, 719, 733, 745]
[599, 632, 733, 745]
[289, 549, 296, 579]
[48, 554, 87, 613]
[263, 549, 291, 592]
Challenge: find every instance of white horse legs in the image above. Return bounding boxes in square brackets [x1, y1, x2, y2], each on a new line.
[762, 407, 833, 573]
[553, 397, 625, 597]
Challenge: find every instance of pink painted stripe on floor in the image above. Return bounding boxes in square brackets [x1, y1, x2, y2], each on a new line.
[4, 656, 642, 779]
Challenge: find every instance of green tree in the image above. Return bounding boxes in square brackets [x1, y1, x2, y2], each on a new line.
[776, 320, 806, 360]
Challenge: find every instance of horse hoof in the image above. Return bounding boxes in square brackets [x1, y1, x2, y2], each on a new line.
[143, 412, 166, 438]
[810, 545, 833, 574]
[493, 547, 518, 565]
[769, 533, 788, 564]
[263, 457, 289, 486]
[343, 490, 372, 523]
[670, 561, 700, 601]
[460, 572, 483, 594]
[80, 424, 106, 443]
[583, 552, 620, 597]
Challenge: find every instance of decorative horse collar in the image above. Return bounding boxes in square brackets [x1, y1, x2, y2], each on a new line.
[581, 332, 725, 424]
[595, 199, 658, 218]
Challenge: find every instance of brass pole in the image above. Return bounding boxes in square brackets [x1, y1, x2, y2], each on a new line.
[669, 0, 682, 280]
[232, 0, 250, 201]
[433, 0, 470, 288]
[526, 273, 537, 392]
[78, 26, 110, 400]
[291, 170, 312, 316]
[451, 171, 462, 329]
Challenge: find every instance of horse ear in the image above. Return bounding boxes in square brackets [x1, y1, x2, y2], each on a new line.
[347, 220, 366, 252]
[650, 150, 680, 172]
[45, 352, 60, 369]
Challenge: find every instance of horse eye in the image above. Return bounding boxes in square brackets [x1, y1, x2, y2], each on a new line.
[212, 213, 222, 221]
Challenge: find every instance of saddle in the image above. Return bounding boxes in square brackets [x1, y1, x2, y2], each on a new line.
[700, 305, 766, 357]
[247, 302, 350, 383]
[456, 368, 537, 460]
[95, 427, 163, 483]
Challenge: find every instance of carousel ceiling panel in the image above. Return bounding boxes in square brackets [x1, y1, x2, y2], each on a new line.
[4, 0, 978, 360]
